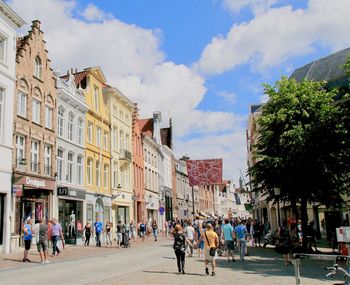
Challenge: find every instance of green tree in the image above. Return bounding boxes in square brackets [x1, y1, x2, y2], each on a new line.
[249, 77, 349, 247]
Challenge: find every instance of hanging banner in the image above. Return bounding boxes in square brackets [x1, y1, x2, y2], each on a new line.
[186, 159, 223, 186]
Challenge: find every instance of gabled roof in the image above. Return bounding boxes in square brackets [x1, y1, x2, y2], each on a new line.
[250, 104, 263, 114]
[290, 47, 350, 82]
[138, 118, 153, 137]
[161, 127, 172, 149]
[61, 70, 87, 86]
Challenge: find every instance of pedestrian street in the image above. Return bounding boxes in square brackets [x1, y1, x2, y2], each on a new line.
[0, 238, 344, 285]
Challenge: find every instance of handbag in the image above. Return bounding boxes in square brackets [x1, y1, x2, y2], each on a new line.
[205, 232, 216, 257]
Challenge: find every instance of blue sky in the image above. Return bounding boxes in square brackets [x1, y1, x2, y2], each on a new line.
[8, 0, 350, 184]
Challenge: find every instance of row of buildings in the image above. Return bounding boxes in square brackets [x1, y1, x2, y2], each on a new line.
[0, 3, 250, 253]
[247, 47, 350, 239]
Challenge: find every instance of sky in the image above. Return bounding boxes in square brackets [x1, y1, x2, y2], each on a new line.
[8, 0, 350, 185]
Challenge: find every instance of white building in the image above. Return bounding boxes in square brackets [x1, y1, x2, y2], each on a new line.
[0, 2, 24, 253]
[55, 72, 88, 245]
[175, 159, 192, 220]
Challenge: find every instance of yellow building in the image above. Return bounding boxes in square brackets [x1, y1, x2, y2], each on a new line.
[71, 67, 112, 224]
[104, 86, 134, 226]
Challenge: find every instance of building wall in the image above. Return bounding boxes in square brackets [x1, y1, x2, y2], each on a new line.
[0, 3, 24, 253]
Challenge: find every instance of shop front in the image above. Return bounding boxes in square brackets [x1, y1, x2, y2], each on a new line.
[86, 193, 112, 227]
[145, 190, 159, 224]
[13, 175, 55, 243]
[57, 187, 85, 245]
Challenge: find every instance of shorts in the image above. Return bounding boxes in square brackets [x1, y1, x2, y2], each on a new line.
[116, 233, 123, 242]
[37, 240, 48, 252]
[140, 231, 145, 237]
[204, 248, 217, 261]
[225, 240, 235, 251]
[24, 239, 31, 250]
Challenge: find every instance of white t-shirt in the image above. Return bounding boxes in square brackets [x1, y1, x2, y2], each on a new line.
[185, 226, 195, 240]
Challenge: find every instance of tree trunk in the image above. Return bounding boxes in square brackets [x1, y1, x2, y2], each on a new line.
[300, 197, 309, 250]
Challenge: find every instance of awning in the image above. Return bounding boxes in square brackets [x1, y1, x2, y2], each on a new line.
[199, 212, 209, 218]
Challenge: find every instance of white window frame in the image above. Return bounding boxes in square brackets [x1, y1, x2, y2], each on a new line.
[16, 135, 25, 169]
[67, 112, 74, 141]
[57, 149, 64, 181]
[32, 98, 41, 124]
[113, 127, 117, 149]
[96, 127, 101, 147]
[103, 131, 108, 150]
[34, 56, 42, 79]
[87, 121, 92, 143]
[44, 144, 51, 176]
[94, 86, 99, 111]
[113, 163, 118, 188]
[45, 106, 52, 129]
[0, 35, 6, 62]
[31, 140, 39, 173]
[103, 164, 109, 189]
[96, 160, 100, 186]
[77, 156, 83, 186]
[17, 91, 27, 118]
[87, 158, 92, 185]
[58, 106, 64, 137]
[67, 153, 73, 183]
[78, 118, 83, 145]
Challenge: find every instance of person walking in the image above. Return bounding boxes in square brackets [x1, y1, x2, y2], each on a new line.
[130, 220, 137, 242]
[152, 220, 158, 241]
[184, 220, 195, 257]
[23, 218, 33, 262]
[104, 221, 112, 247]
[195, 222, 204, 258]
[94, 217, 103, 247]
[51, 218, 64, 257]
[172, 224, 191, 274]
[116, 221, 123, 248]
[36, 218, 49, 264]
[139, 221, 146, 242]
[222, 218, 236, 262]
[199, 223, 219, 276]
[278, 220, 293, 266]
[84, 222, 91, 246]
[235, 219, 247, 261]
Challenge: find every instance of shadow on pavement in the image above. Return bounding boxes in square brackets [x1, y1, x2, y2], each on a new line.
[143, 270, 205, 277]
[214, 246, 342, 282]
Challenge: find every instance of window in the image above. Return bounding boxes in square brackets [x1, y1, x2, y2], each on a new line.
[44, 144, 51, 176]
[87, 158, 92, 185]
[57, 149, 63, 181]
[0, 36, 5, 62]
[31, 141, 39, 173]
[45, 106, 52, 129]
[96, 127, 101, 147]
[125, 114, 130, 125]
[67, 112, 74, 141]
[87, 121, 92, 143]
[93, 86, 99, 111]
[16, 135, 25, 169]
[119, 110, 124, 120]
[18, 91, 27, 117]
[34, 56, 42, 79]
[103, 131, 108, 150]
[58, 106, 64, 137]
[125, 134, 130, 151]
[32, 98, 40, 124]
[67, 153, 73, 183]
[78, 118, 83, 145]
[96, 161, 100, 186]
[119, 130, 124, 151]
[0, 88, 3, 139]
[104, 164, 109, 189]
[77, 156, 83, 185]
[113, 162, 118, 188]
[113, 105, 118, 117]
[113, 127, 117, 149]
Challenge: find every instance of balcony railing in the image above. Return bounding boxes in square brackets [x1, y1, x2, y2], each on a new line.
[15, 157, 27, 172]
[44, 164, 51, 176]
[119, 148, 132, 161]
[30, 161, 39, 173]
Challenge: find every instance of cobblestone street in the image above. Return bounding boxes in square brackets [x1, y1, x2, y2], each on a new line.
[0, 238, 345, 285]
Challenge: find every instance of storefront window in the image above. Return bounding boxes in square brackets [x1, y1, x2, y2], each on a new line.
[117, 206, 129, 224]
[58, 199, 83, 245]
[87, 204, 93, 224]
[104, 207, 110, 223]
[95, 198, 104, 221]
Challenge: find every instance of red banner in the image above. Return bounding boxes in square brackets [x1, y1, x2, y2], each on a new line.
[186, 159, 223, 186]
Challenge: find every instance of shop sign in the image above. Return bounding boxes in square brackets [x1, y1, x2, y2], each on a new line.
[12, 185, 23, 197]
[57, 187, 69, 196]
[26, 177, 46, 188]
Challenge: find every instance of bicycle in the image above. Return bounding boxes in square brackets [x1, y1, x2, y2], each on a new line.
[325, 263, 350, 285]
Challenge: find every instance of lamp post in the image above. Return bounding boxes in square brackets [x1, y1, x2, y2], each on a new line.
[274, 188, 281, 228]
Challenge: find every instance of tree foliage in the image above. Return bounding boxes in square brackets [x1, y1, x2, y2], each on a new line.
[249, 77, 349, 209]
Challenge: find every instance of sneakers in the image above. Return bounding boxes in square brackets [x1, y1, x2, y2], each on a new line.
[205, 267, 209, 275]
[26, 258, 31, 262]
[22, 258, 26, 262]
[212, 272, 216, 276]
[45, 260, 50, 264]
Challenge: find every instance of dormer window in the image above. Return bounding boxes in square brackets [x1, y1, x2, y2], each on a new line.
[34, 56, 42, 79]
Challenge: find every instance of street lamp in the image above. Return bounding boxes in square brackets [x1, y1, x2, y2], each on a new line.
[274, 188, 281, 228]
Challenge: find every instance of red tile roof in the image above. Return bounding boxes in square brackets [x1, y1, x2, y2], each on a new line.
[161, 127, 172, 149]
[60, 71, 87, 86]
[138, 118, 153, 137]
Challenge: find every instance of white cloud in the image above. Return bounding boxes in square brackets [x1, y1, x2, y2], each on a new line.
[217, 91, 237, 105]
[197, 0, 350, 75]
[8, 0, 248, 182]
[222, 0, 278, 15]
[80, 4, 113, 22]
